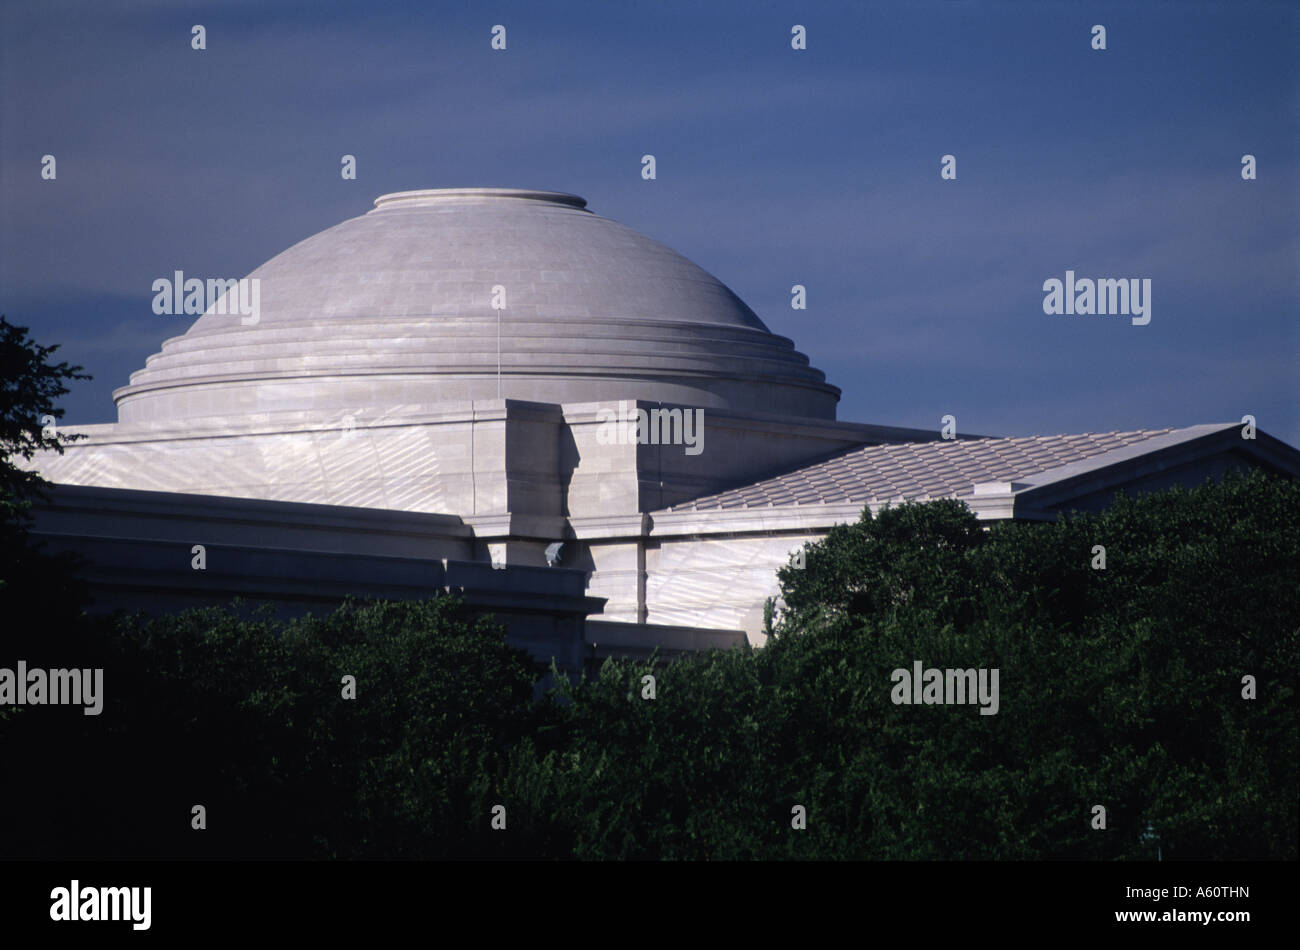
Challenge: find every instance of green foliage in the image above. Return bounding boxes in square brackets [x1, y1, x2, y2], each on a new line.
[500, 648, 779, 859]
[0, 314, 89, 528]
[756, 469, 1298, 859]
[0, 315, 93, 613]
[511, 470, 1296, 859]
[0, 597, 536, 858]
[768, 498, 987, 638]
[1, 469, 1294, 859]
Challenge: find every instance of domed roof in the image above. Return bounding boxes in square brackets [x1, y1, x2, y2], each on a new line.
[115, 188, 839, 423]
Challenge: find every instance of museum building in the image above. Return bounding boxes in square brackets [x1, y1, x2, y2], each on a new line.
[23, 188, 1300, 669]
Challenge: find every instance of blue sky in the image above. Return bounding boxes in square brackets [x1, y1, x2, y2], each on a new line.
[2, 0, 1297, 443]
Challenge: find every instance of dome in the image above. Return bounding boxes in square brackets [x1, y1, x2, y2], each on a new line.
[115, 188, 840, 423]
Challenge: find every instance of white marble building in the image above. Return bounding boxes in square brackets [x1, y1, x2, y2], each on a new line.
[24, 189, 1300, 664]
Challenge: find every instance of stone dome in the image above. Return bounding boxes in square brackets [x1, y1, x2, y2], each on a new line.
[115, 188, 840, 423]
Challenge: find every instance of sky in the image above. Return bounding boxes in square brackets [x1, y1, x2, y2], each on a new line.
[2, 0, 1297, 444]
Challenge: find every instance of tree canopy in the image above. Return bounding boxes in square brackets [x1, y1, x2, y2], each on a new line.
[3, 469, 1293, 859]
[0, 315, 88, 527]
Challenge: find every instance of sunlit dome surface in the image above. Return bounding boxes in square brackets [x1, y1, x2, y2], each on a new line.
[115, 188, 839, 423]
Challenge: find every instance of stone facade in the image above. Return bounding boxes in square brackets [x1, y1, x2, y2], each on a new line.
[22, 189, 1300, 659]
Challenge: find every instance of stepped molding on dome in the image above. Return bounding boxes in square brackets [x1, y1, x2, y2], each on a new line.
[114, 189, 840, 423]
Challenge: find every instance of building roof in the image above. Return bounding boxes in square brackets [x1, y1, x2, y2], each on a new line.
[664, 427, 1186, 511]
[114, 188, 839, 425]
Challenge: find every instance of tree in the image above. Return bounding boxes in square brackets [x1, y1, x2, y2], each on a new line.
[759, 470, 1298, 859]
[0, 596, 540, 859]
[0, 315, 90, 526]
[0, 317, 92, 618]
